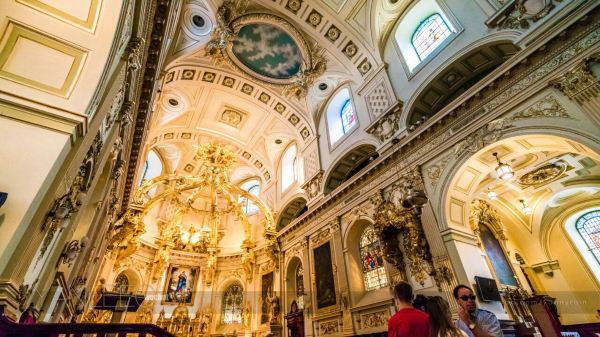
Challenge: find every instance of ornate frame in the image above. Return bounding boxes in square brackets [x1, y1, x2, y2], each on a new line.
[162, 264, 200, 305]
[206, 1, 326, 98]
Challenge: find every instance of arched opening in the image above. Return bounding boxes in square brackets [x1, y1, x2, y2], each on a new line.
[285, 257, 304, 311]
[326, 88, 358, 145]
[407, 41, 520, 127]
[276, 197, 308, 231]
[324, 145, 378, 194]
[221, 282, 244, 325]
[443, 134, 600, 325]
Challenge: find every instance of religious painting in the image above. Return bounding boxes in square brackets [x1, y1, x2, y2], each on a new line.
[261, 271, 274, 324]
[479, 224, 518, 286]
[163, 264, 199, 305]
[232, 23, 301, 80]
[313, 241, 336, 309]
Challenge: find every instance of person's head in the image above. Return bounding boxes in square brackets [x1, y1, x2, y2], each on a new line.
[393, 281, 413, 308]
[453, 284, 477, 313]
[290, 300, 298, 312]
[427, 296, 461, 337]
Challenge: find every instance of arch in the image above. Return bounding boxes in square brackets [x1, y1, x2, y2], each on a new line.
[406, 40, 520, 126]
[284, 256, 304, 311]
[221, 281, 244, 325]
[239, 178, 261, 214]
[562, 204, 600, 284]
[112, 267, 143, 293]
[276, 197, 308, 231]
[138, 149, 164, 186]
[323, 144, 378, 194]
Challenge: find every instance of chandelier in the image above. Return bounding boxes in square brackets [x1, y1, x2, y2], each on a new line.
[109, 143, 279, 284]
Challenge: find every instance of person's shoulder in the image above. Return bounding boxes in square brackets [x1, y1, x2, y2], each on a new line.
[476, 309, 500, 321]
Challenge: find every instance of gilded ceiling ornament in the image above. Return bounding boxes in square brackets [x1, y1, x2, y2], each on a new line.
[518, 161, 567, 186]
[550, 61, 600, 104]
[470, 200, 506, 242]
[487, 0, 558, 30]
[205, 0, 326, 98]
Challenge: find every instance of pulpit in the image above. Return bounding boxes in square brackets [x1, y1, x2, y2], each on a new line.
[94, 291, 146, 323]
[284, 310, 304, 337]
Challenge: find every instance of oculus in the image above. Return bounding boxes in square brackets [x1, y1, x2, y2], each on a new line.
[206, 1, 326, 98]
[232, 23, 301, 79]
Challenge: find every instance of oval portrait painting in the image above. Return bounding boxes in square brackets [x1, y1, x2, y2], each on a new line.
[232, 23, 302, 79]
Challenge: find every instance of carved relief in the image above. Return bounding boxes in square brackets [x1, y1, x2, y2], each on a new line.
[311, 228, 331, 245]
[518, 160, 567, 186]
[302, 170, 323, 200]
[550, 61, 600, 104]
[426, 155, 452, 188]
[361, 310, 389, 329]
[487, 0, 558, 30]
[319, 320, 339, 335]
[219, 108, 246, 128]
[366, 102, 403, 143]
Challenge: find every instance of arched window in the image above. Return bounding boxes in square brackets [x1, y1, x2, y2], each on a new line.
[114, 272, 129, 293]
[138, 149, 163, 185]
[222, 282, 243, 324]
[327, 88, 357, 145]
[296, 264, 304, 309]
[479, 224, 518, 286]
[281, 144, 301, 192]
[359, 226, 388, 291]
[240, 180, 260, 214]
[411, 14, 451, 61]
[576, 210, 600, 264]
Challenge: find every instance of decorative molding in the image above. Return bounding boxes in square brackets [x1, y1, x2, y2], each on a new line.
[531, 260, 560, 275]
[219, 108, 247, 128]
[426, 155, 451, 188]
[311, 228, 331, 245]
[550, 59, 600, 104]
[318, 319, 339, 336]
[360, 310, 389, 329]
[518, 160, 567, 186]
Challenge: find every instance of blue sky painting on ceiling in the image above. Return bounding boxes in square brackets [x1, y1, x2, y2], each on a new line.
[232, 23, 301, 79]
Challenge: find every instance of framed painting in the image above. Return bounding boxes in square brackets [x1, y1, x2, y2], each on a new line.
[162, 264, 199, 305]
[313, 241, 336, 309]
[260, 271, 273, 324]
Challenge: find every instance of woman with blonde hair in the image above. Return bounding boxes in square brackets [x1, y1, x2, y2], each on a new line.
[426, 296, 468, 337]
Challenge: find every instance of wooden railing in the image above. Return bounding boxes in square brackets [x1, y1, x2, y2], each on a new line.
[562, 323, 600, 337]
[0, 306, 175, 337]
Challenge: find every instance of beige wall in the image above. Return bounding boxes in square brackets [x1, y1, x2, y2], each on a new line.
[0, 115, 71, 271]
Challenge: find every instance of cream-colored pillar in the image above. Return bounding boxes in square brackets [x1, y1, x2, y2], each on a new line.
[329, 218, 355, 336]
[299, 236, 313, 337]
[441, 228, 509, 320]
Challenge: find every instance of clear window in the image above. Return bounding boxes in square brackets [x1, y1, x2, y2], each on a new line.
[222, 282, 243, 324]
[411, 14, 451, 61]
[281, 145, 298, 192]
[359, 226, 388, 291]
[240, 180, 260, 214]
[576, 210, 600, 265]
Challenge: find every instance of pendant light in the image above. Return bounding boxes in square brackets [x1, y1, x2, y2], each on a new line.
[493, 152, 514, 180]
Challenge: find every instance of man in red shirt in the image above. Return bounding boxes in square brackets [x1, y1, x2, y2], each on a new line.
[388, 281, 430, 337]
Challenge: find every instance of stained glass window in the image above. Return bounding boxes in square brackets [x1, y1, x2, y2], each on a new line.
[576, 210, 600, 264]
[114, 273, 129, 293]
[340, 100, 357, 133]
[412, 14, 451, 61]
[296, 264, 304, 309]
[359, 226, 388, 291]
[222, 282, 243, 324]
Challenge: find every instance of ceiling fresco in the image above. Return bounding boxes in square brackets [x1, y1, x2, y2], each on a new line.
[232, 23, 301, 79]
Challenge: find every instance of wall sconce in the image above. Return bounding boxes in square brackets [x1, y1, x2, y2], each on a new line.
[519, 199, 532, 215]
[493, 152, 514, 180]
[58, 237, 89, 267]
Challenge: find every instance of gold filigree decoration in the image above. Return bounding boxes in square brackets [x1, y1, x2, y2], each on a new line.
[518, 161, 567, 186]
[205, 0, 326, 98]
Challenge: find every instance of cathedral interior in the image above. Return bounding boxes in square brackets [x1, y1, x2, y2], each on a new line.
[0, 0, 600, 336]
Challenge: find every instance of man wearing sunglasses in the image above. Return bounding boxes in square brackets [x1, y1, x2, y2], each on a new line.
[453, 285, 503, 337]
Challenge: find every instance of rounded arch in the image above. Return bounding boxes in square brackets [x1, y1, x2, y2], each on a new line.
[405, 39, 521, 127]
[284, 256, 304, 312]
[276, 196, 308, 231]
[439, 130, 600, 231]
[323, 144, 378, 194]
[314, 80, 355, 128]
[112, 267, 144, 293]
[218, 279, 245, 326]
